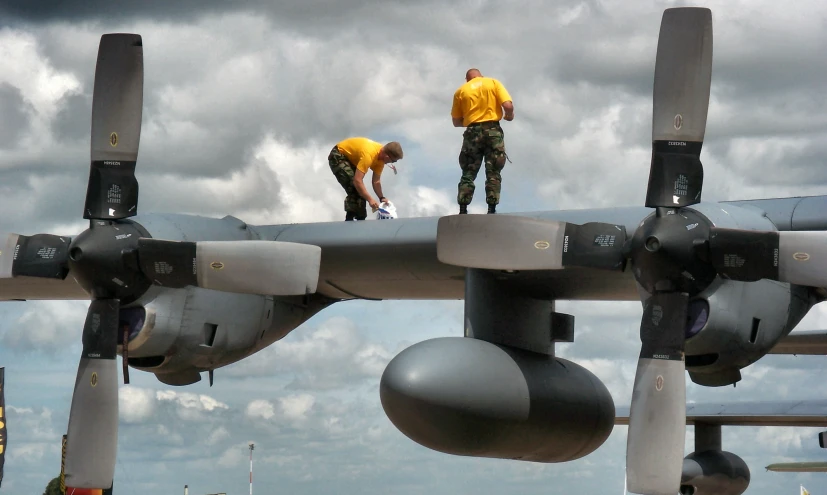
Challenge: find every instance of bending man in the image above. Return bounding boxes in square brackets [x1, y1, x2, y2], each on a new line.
[328, 137, 403, 221]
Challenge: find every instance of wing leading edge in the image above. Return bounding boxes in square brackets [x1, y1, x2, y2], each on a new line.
[615, 400, 827, 427]
[765, 462, 827, 473]
[768, 330, 827, 355]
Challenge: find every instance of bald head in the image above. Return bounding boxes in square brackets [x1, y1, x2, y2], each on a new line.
[465, 68, 482, 81]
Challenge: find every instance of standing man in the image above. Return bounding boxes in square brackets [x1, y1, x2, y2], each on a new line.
[328, 137, 403, 221]
[451, 68, 514, 214]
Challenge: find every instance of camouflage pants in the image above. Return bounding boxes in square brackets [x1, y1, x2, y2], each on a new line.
[457, 121, 506, 206]
[328, 146, 367, 220]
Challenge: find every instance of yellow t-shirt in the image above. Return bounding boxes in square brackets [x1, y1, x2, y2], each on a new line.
[451, 77, 512, 127]
[336, 137, 385, 174]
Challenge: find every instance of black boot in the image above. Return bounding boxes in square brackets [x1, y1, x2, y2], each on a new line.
[459, 205, 468, 214]
[345, 212, 356, 221]
[487, 204, 496, 214]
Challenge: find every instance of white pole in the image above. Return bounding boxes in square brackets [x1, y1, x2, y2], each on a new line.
[249, 443, 255, 495]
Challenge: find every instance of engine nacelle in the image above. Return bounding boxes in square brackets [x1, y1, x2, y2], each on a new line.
[682, 203, 817, 386]
[684, 277, 813, 386]
[680, 450, 750, 495]
[380, 337, 615, 463]
[115, 213, 330, 385]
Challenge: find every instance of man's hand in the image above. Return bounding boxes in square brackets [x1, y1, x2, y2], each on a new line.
[369, 199, 380, 212]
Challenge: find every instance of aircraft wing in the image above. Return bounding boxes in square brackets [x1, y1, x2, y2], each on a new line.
[615, 400, 827, 427]
[259, 208, 649, 302]
[765, 462, 827, 472]
[768, 330, 827, 355]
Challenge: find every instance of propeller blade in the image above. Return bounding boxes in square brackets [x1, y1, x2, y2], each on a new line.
[0, 233, 18, 278]
[0, 232, 71, 279]
[708, 228, 827, 287]
[626, 291, 688, 495]
[84, 34, 144, 220]
[65, 299, 120, 489]
[645, 7, 712, 208]
[137, 239, 322, 295]
[436, 214, 627, 271]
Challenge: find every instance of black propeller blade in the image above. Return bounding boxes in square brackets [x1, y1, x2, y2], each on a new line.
[137, 238, 321, 296]
[64, 33, 145, 490]
[708, 228, 827, 288]
[626, 290, 690, 493]
[627, 8, 712, 494]
[0, 233, 71, 279]
[436, 214, 627, 272]
[84, 34, 143, 221]
[64, 299, 120, 488]
[644, 8, 712, 209]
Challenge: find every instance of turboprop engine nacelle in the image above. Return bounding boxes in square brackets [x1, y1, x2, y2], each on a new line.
[380, 337, 615, 462]
[680, 450, 750, 495]
[680, 203, 818, 387]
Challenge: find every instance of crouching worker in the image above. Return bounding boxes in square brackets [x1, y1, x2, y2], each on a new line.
[328, 137, 403, 221]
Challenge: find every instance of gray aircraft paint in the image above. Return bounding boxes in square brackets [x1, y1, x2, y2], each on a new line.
[765, 462, 827, 473]
[2, 196, 826, 381]
[616, 402, 827, 494]
[380, 337, 615, 463]
[4, 196, 827, 302]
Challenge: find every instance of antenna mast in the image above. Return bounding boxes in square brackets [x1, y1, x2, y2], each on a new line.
[248, 443, 255, 495]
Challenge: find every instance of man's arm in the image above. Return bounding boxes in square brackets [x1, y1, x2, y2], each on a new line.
[353, 170, 379, 209]
[371, 169, 385, 200]
[451, 89, 464, 127]
[496, 80, 514, 121]
[502, 100, 514, 121]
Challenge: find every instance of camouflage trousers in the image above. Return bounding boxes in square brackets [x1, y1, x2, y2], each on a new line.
[328, 146, 367, 220]
[457, 121, 506, 206]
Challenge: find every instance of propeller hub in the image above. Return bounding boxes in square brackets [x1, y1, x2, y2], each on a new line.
[644, 236, 662, 252]
[630, 208, 717, 295]
[67, 220, 152, 302]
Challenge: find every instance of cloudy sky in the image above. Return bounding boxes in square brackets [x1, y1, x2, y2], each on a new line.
[0, 0, 827, 493]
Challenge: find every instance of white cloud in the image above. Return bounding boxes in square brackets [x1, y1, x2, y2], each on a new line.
[246, 399, 275, 420]
[119, 386, 156, 424]
[229, 316, 396, 389]
[279, 393, 315, 421]
[156, 389, 229, 420]
[0, 300, 86, 353]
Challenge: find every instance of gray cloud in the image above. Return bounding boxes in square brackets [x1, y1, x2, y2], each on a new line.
[0, 82, 32, 148]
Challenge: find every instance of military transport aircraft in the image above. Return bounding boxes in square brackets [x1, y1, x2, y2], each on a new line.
[1, 6, 827, 495]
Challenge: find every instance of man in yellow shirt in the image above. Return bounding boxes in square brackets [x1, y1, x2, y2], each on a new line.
[451, 68, 514, 214]
[328, 137, 403, 221]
